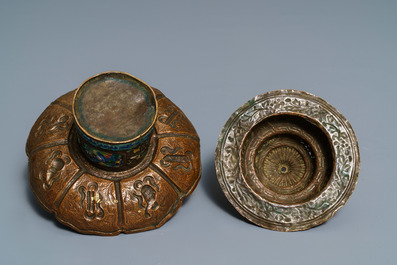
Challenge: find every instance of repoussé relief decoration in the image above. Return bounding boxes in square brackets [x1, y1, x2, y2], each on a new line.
[26, 72, 201, 235]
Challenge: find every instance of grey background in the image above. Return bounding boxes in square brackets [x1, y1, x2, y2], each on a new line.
[0, 0, 395, 264]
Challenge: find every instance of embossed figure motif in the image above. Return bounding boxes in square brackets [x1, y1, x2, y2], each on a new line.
[158, 105, 183, 128]
[78, 182, 105, 220]
[160, 146, 193, 172]
[131, 176, 159, 218]
[39, 150, 71, 190]
[35, 114, 69, 137]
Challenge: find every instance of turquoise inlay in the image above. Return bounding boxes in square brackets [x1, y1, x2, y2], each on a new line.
[77, 127, 153, 151]
[81, 141, 124, 167]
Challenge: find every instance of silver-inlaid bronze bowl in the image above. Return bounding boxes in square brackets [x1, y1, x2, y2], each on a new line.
[215, 90, 360, 231]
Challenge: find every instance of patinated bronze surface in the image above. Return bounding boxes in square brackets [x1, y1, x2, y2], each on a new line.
[215, 90, 360, 231]
[26, 72, 201, 235]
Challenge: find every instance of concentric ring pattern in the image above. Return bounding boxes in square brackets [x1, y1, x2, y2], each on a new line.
[216, 90, 360, 231]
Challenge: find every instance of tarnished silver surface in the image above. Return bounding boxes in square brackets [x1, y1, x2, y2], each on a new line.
[215, 90, 360, 231]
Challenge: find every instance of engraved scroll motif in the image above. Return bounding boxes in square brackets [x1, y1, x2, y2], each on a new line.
[158, 105, 183, 128]
[34, 114, 69, 137]
[160, 146, 193, 172]
[220, 96, 354, 223]
[39, 150, 71, 190]
[78, 182, 105, 221]
[131, 176, 159, 218]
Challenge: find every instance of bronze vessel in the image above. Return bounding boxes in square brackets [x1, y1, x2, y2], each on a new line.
[215, 90, 360, 231]
[26, 72, 201, 235]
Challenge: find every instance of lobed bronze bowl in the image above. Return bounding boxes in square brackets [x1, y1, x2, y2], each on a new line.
[26, 72, 201, 235]
[215, 90, 360, 231]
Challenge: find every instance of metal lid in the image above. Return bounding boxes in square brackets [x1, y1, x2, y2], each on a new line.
[215, 90, 360, 231]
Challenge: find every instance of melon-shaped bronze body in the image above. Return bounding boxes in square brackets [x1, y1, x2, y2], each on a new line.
[26, 72, 201, 235]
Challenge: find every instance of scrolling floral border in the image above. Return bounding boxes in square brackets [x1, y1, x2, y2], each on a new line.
[215, 90, 360, 231]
